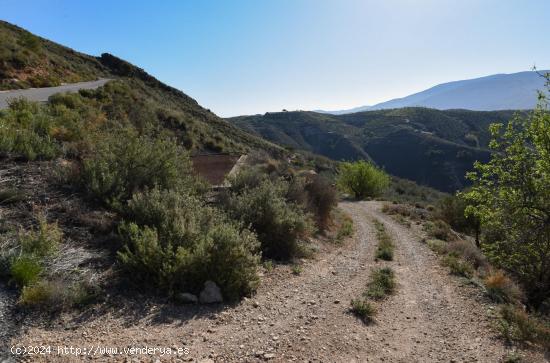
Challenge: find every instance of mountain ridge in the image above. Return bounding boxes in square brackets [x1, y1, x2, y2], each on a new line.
[317, 70, 548, 114]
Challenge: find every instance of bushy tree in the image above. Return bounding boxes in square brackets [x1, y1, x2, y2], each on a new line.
[337, 160, 390, 199]
[464, 75, 550, 308]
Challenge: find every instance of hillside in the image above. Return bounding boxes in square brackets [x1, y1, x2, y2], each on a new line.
[229, 108, 521, 192]
[318, 70, 548, 114]
[0, 20, 280, 154]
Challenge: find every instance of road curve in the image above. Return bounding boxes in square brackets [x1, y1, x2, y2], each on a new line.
[0, 79, 111, 109]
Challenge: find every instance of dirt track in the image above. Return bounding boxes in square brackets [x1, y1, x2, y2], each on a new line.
[11, 201, 546, 362]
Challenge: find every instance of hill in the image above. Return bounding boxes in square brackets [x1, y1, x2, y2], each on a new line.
[319, 71, 547, 114]
[229, 108, 521, 192]
[0, 20, 280, 154]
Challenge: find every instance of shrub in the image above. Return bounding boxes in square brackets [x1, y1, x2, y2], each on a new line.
[485, 270, 523, 304]
[442, 254, 474, 278]
[223, 178, 314, 260]
[0, 188, 26, 205]
[437, 194, 480, 242]
[10, 256, 42, 287]
[0, 99, 60, 160]
[304, 175, 337, 231]
[444, 240, 487, 269]
[497, 305, 550, 349]
[423, 220, 454, 241]
[78, 131, 202, 209]
[118, 188, 260, 300]
[365, 267, 396, 300]
[336, 160, 390, 199]
[19, 280, 64, 308]
[350, 298, 376, 323]
[19, 216, 62, 258]
[425, 239, 447, 254]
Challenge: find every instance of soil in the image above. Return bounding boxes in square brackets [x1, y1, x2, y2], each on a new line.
[8, 201, 548, 362]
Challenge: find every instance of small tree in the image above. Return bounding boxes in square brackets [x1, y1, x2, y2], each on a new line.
[464, 73, 550, 308]
[336, 161, 390, 199]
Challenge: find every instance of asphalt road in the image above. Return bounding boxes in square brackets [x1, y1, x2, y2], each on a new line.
[0, 79, 110, 109]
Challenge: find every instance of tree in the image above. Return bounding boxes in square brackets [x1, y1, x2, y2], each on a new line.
[336, 160, 390, 199]
[464, 73, 550, 308]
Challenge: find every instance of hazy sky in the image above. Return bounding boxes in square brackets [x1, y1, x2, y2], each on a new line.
[2, 0, 550, 116]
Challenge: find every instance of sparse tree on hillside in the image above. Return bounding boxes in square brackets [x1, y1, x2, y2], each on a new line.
[464, 73, 550, 308]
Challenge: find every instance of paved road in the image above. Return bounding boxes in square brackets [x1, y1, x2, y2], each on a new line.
[0, 79, 110, 109]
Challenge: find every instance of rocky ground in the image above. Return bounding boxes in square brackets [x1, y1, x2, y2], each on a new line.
[6, 201, 547, 362]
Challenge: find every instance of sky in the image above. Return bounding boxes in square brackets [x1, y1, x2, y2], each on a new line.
[2, 0, 550, 117]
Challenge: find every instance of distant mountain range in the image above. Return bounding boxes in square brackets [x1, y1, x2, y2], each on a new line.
[317, 71, 548, 114]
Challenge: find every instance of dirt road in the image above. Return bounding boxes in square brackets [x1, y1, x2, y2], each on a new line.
[12, 201, 544, 362]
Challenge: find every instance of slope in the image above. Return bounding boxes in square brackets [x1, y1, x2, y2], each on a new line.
[229, 108, 521, 192]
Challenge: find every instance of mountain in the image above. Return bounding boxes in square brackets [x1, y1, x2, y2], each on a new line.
[229, 108, 522, 192]
[318, 71, 548, 114]
[0, 20, 280, 154]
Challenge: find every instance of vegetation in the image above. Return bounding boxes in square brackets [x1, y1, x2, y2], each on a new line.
[464, 75, 550, 308]
[437, 194, 481, 245]
[229, 108, 520, 192]
[350, 298, 376, 323]
[374, 220, 394, 261]
[497, 305, 550, 349]
[222, 170, 314, 261]
[485, 270, 523, 304]
[365, 267, 396, 300]
[337, 160, 390, 199]
[118, 188, 260, 300]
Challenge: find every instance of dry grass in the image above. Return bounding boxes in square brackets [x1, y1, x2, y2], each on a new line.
[484, 270, 523, 304]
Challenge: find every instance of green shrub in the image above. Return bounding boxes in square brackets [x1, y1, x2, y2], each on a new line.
[118, 188, 260, 300]
[0, 188, 25, 204]
[443, 254, 474, 278]
[336, 160, 390, 199]
[10, 256, 42, 287]
[223, 178, 313, 260]
[0, 99, 60, 160]
[350, 298, 376, 323]
[78, 131, 203, 209]
[19, 216, 62, 258]
[365, 267, 396, 300]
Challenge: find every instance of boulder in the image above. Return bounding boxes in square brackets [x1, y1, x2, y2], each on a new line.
[199, 280, 223, 304]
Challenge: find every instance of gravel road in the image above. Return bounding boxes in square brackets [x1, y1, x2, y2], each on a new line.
[11, 201, 546, 362]
[0, 79, 110, 109]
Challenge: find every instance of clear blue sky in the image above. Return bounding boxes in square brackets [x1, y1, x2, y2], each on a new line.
[2, 0, 550, 116]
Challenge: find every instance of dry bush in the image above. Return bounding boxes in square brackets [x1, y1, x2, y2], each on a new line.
[485, 270, 523, 304]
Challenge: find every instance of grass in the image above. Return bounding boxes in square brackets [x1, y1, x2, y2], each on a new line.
[365, 267, 396, 300]
[484, 270, 523, 304]
[442, 254, 474, 278]
[291, 264, 303, 275]
[336, 215, 354, 243]
[373, 220, 394, 261]
[350, 298, 376, 323]
[10, 256, 42, 287]
[0, 189, 25, 204]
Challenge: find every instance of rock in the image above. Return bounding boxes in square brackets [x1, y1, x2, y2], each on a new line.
[263, 353, 275, 360]
[199, 280, 223, 304]
[175, 293, 198, 304]
[252, 301, 260, 308]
